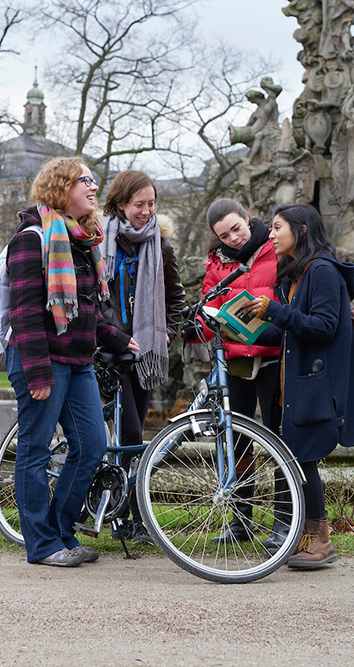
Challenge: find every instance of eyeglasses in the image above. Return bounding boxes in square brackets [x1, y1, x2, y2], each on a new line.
[77, 176, 99, 188]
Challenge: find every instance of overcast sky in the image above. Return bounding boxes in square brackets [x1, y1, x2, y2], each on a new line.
[196, 0, 303, 117]
[1, 0, 304, 123]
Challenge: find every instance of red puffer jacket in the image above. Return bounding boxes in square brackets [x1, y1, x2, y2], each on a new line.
[201, 239, 280, 359]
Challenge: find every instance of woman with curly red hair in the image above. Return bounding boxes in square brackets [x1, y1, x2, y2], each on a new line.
[6, 156, 138, 567]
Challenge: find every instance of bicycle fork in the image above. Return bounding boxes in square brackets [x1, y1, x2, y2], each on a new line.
[187, 347, 238, 506]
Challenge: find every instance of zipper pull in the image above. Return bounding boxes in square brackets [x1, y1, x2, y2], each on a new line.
[128, 293, 135, 314]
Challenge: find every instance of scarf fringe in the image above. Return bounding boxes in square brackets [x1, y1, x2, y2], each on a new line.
[136, 351, 169, 390]
[46, 297, 78, 317]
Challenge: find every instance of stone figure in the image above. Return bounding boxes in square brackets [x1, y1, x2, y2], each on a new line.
[319, 0, 354, 59]
[334, 85, 354, 203]
[342, 84, 354, 123]
[293, 59, 347, 151]
[221, 1, 354, 252]
[229, 77, 282, 164]
[283, 0, 322, 33]
[282, 0, 322, 65]
[303, 98, 335, 152]
[292, 97, 308, 147]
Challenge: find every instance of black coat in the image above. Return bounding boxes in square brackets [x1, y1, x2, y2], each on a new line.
[257, 253, 354, 462]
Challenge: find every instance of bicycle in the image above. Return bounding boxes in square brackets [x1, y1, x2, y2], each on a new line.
[135, 265, 306, 582]
[0, 266, 305, 583]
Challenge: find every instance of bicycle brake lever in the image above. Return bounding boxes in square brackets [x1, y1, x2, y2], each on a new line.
[218, 287, 233, 297]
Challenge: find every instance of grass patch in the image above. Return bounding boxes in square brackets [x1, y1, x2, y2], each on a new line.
[0, 372, 10, 389]
[1, 523, 353, 560]
[0, 525, 161, 558]
[1, 469, 354, 560]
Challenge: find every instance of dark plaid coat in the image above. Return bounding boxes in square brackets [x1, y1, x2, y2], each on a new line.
[7, 207, 130, 391]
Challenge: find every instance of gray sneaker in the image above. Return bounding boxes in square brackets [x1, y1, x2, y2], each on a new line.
[71, 545, 99, 562]
[36, 548, 83, 567]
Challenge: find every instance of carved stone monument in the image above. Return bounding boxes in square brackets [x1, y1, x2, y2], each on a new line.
[227, 1, 354, 255]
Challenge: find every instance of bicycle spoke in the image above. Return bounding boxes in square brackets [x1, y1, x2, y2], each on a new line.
[137, 410, 305, 583]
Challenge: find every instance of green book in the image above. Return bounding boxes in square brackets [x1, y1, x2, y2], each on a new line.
[203, 289, 271, 344]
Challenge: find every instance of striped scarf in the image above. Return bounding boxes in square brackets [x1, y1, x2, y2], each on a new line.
[38, 203, 109, 335]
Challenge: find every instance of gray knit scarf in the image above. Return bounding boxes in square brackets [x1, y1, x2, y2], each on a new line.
[101, 213, 168, 390]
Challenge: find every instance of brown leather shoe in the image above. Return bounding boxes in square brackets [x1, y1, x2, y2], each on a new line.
[287, 519, 337, 569]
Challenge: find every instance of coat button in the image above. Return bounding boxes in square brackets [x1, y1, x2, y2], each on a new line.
[267, 316, 272, 321]
[286, 404, 290, 408]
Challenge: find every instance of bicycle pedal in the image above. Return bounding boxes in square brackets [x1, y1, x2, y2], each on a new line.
[73, 522, 99, 538]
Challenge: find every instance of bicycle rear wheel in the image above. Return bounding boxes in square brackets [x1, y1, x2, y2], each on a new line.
[137, 410, 305, 584]
[0, 420, 69, 546]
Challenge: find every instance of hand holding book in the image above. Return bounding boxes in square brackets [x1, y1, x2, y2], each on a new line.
[203, 290, 271, 344]
[242, 297, 265, 318]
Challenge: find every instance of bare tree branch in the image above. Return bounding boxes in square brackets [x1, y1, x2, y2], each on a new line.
[0, 2, 22, 54]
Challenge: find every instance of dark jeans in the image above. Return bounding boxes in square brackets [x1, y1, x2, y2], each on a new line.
[7, 345, 106, 563]
[120, 368, 151, 524]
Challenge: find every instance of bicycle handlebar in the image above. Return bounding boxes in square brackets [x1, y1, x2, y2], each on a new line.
[217, 264, 247, 289]
[200, 264, 247, 305]
[181, 264, 248, 342]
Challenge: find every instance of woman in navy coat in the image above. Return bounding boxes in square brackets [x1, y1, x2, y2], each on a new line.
[246, 203, 354, 569]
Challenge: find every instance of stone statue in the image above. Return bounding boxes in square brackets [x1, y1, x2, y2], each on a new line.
[218, 2, 354, 252]
[303, 98, 337, 152]
[319, 0, 354, 59]
[333, 85, 354, 203]
[282, 0, 322, 65]
[342, 83, 354, 122]
[229, 77, 282, 164]
[283, 0, 354, 250]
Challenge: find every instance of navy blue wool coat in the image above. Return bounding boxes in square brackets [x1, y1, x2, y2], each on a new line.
[256, 253, 354, 463]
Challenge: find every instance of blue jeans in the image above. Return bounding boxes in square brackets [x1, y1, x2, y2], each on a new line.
[7, 345, 106, 563]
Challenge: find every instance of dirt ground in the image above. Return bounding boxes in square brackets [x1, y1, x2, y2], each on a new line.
[1, 550, 354, 667]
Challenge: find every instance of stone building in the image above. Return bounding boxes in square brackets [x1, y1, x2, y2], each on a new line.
[0, 69, 72, 250]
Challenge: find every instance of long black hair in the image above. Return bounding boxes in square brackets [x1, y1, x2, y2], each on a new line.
[274, 203, 336, 286]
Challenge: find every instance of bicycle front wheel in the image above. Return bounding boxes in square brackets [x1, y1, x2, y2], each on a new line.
[0, 420, 69, 546]
[137, 410, 305, 584]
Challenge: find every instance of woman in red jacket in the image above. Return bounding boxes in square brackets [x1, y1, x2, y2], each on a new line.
[201, 198, 280, 543]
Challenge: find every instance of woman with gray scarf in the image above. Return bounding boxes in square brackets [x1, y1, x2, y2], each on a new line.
[100, 170, 185, 544]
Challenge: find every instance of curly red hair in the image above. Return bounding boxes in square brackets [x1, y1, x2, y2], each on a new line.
[31, 156, 97, 231]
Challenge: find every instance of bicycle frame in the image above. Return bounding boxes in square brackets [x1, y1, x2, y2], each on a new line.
[184, 318, 238, 498]
[103, 391, 148, 489]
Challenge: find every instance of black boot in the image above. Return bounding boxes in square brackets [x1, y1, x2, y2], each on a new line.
[211, 505, 253, 543]
[212, 458, 254, 543]
[263, 470, 292, 553]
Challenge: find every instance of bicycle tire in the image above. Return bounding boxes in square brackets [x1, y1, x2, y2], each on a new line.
[0, 419, 69, 546]
[137, 410, 305, 584]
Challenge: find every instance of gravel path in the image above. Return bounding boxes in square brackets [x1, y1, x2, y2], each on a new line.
[1, 550, 354, 666]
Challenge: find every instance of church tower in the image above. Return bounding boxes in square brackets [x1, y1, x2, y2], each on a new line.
[23, 67, 46, 139]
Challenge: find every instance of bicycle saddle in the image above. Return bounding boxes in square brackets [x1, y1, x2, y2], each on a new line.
[94, 347, 141, 366]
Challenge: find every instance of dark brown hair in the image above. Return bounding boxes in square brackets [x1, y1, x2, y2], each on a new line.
[103, 169, 157, 220]
[207, 198, 253, 251]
